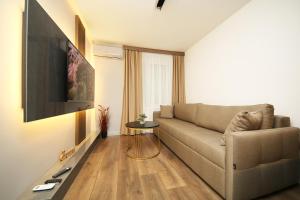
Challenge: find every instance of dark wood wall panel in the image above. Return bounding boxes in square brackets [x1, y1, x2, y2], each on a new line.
[75, 15, 85, 55]
[75, 15, 86, 145]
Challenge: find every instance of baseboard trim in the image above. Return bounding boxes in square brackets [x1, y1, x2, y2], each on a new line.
[19, 132, 100, 200]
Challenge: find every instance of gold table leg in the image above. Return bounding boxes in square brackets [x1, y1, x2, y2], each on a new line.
[126, 127, 160, 160]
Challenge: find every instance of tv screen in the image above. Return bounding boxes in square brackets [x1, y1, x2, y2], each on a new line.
[67, 42, 95, 102]
[24, 0, 94, 122]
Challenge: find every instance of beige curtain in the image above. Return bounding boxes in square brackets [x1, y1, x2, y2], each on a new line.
[172, 55, 186, 104]
[120, 49, 143, 135]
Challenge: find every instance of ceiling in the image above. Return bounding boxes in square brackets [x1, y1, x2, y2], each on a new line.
[72, 0, 252, 51]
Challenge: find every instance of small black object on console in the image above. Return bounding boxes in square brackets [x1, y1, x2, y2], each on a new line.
[52, 167, 72, 178]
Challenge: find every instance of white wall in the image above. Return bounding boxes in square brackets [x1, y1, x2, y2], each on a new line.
[185, 0, 300, 127]
[94, 46, 124, 135]
[0, 0, 94, 199]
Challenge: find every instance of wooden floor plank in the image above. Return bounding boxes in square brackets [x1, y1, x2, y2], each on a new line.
[155, 155, 186, 189]
[63, 154, 100, 200]
[168, 186, 200, 200]
[140, 173, 170, 200]
[64, 139, 109, 200]
[64, 135, 300, 200]
[159, 144, 222, 200]
[116, 136, 144, 200]
[136, 135, 186, 189]
[89, 137, 120, 200]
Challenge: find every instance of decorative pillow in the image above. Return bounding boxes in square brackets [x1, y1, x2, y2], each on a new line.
[160, 105, 174, 119]
[220, 111, 263, 146]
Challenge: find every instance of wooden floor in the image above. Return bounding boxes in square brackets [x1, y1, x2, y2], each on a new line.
[64, 135, 300, 200]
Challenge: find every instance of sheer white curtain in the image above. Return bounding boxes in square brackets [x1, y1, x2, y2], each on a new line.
[142, 52, 173, 120]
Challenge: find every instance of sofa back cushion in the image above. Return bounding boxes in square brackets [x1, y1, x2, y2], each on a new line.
[174, 103, 198, 123]
[273, 115, 291, 128]
[194, 104, 274, 133]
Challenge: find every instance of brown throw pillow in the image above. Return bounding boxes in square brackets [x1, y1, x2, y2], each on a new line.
[160, 105, 174, 119]
[221, 111, 263, 146]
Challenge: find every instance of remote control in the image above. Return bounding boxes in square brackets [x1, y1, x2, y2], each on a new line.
[44, 178, 62, 184]
[52, 167, 72, 178]
[32, 183, 56, 192]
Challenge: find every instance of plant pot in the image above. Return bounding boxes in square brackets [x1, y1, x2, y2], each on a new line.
[101, 131, 107, 139]
[139, 120, 145, 125]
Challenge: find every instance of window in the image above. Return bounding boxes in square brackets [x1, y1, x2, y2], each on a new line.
[142, 52, 173, 120]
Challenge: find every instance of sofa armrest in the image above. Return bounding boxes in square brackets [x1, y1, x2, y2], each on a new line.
[153, 111, 161, 122]
[228, 127, 299, 169]
[226, 127, 300, 200]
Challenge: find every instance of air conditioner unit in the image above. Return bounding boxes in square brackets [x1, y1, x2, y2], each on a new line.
[93, 44, 123, 59]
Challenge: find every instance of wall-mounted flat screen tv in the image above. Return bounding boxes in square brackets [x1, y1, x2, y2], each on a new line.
[23, 0, 94, 122]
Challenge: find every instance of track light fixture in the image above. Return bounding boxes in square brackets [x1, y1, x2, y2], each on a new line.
[157, 0, 165, 10]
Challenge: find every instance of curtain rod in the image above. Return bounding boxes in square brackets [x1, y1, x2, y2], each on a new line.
[123, 45, 185, 56]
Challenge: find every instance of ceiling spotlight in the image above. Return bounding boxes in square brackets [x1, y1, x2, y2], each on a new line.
[157, 0, 165, 10]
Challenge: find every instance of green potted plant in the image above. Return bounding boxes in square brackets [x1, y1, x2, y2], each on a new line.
[98, 105, 110, 138]
[137, 113, 147, 124]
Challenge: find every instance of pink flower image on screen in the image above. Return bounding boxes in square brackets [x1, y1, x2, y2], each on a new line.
[67, 42, 85, 100]
[68, 43, 83, 84]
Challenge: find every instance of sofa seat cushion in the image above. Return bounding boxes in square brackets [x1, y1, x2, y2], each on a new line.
[156, 118, 225, 168]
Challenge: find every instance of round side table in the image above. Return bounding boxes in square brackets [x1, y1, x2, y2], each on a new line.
[125, 121, 160, 160]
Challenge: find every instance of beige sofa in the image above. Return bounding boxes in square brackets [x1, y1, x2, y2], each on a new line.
[153, 103, 299, 200]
